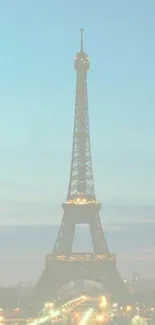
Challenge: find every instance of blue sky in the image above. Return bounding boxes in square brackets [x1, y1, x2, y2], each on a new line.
[0, 1, 155, 284]
[0, 0, 155, 225]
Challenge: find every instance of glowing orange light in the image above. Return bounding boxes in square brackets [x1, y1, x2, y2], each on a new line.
[96, 315, 104, 322]
[126, 305, 132, 312]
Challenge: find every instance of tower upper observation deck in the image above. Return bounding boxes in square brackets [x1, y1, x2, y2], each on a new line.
[74, 28, 89, 72]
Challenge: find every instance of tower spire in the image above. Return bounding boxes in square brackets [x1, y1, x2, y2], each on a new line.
[80, 28, 84, 51]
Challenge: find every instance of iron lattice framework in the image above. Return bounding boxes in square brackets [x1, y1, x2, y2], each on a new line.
[52, 29, 109, 255]
[67, 29, 95, 201]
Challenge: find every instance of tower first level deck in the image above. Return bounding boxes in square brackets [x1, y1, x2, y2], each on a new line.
[45, 252, 116, 265]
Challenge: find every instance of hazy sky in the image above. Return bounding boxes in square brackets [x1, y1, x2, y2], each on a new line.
[0, 0, 155, 226]
[0, 1, 155, 284]
[1, 223, 155, 285]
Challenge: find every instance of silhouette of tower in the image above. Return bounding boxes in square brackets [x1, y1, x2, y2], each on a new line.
[34, 29, 127, 302]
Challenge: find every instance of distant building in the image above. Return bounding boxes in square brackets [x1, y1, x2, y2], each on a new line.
[129, 273, 155, 297]
[132, 272, 140, 285]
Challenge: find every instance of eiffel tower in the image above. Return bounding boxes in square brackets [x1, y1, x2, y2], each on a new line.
[34, 29, 127, 302]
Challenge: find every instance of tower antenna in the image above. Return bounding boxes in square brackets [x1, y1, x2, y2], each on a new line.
[80, 28, 84, 51]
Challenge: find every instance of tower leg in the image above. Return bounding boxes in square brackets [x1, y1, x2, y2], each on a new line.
[34, 259, 128, 304]
[53, 216, 75, 254]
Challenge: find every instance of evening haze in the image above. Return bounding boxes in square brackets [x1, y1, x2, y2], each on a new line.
[0, 1, 155, 284]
